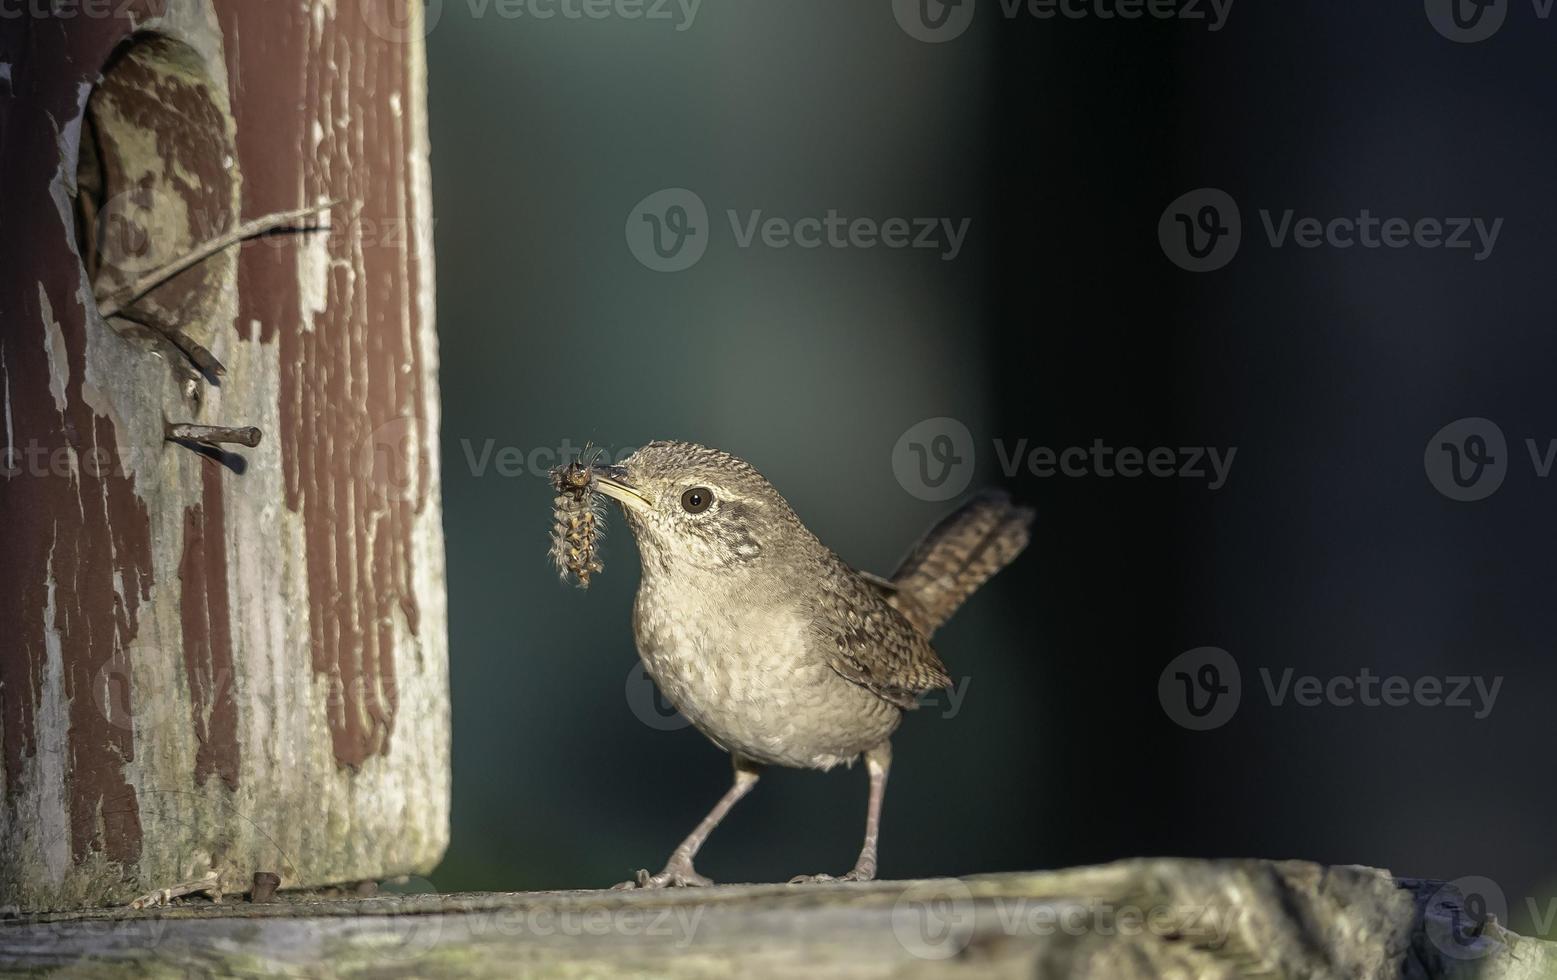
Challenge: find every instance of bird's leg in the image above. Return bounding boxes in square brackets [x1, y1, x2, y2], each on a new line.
[616, 758, 761, 889]
[852, 742, 891, 879]
[791, 741, 890, 884]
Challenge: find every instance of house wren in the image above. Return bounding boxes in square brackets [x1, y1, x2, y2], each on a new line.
[590, 441, 1033, 887]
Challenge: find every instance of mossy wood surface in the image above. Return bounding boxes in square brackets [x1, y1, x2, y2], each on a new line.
[3, 859, 1553, 978]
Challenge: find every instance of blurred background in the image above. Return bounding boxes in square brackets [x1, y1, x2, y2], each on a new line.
[424, 0, 1557, 933]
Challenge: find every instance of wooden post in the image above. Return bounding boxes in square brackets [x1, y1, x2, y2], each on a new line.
[0, 0, 447, 910]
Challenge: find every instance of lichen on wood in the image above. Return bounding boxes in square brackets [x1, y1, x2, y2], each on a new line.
[0, 0, 449, 912]
[0, 860, 1553, 979]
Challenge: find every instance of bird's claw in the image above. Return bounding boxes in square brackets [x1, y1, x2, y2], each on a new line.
[789, 869, 873, 885]
[613, 866, 714, 889]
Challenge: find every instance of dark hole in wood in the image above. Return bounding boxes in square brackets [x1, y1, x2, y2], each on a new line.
[72, 32, 238, 347]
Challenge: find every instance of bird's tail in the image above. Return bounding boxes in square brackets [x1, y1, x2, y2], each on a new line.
[885, 490, 1034, 636]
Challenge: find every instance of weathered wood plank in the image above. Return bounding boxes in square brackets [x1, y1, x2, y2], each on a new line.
[1, 860, 1553, 978]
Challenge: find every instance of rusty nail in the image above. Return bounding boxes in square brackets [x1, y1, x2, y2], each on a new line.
[250, 871, 280, 904]
[165, 422, 263, 448]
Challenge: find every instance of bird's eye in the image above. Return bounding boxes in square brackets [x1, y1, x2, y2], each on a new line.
[680, 487, 714, 514]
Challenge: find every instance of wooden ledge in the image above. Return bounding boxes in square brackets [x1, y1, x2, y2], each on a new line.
[2, 858, 1553, 978]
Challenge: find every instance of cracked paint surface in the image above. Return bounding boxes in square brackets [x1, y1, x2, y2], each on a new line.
[178, 456, 240, 792]
[1, 0, 447, 909]
[222, 0, 434, 771]
[0, 4, 159, 893]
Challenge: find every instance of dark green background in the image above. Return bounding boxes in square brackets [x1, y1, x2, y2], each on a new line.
[424, 0, 1557, 936]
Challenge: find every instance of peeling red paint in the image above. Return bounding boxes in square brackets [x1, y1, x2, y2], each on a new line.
[0, 7, 160, 871]
[179, 457, 240, 791]
[1, 0, 440, 904]
[220, 1, 431, 769]
[85, 31, 245, 792]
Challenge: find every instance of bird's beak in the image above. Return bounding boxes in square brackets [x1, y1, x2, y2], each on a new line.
[593, 464, 653, 512]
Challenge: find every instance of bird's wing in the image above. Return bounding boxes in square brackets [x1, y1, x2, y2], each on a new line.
[857, 568, 940, 638]
[812, 563, 953, 710]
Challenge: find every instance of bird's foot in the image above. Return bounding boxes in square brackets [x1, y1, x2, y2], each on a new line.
[788, 867, 875, 885]
[612, 864, 714, 890]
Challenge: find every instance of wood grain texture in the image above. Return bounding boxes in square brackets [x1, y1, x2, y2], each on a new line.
[0, 860, 1552, 978]
[0, 0, 448, 911]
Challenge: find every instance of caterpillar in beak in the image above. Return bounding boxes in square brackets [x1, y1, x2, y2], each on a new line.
[550, 448, 606, 588]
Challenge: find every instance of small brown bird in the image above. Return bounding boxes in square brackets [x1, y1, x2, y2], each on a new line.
[590, 441, 1033, 887]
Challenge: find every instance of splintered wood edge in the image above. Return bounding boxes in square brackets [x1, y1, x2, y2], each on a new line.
[3, 860, 1556, 980]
